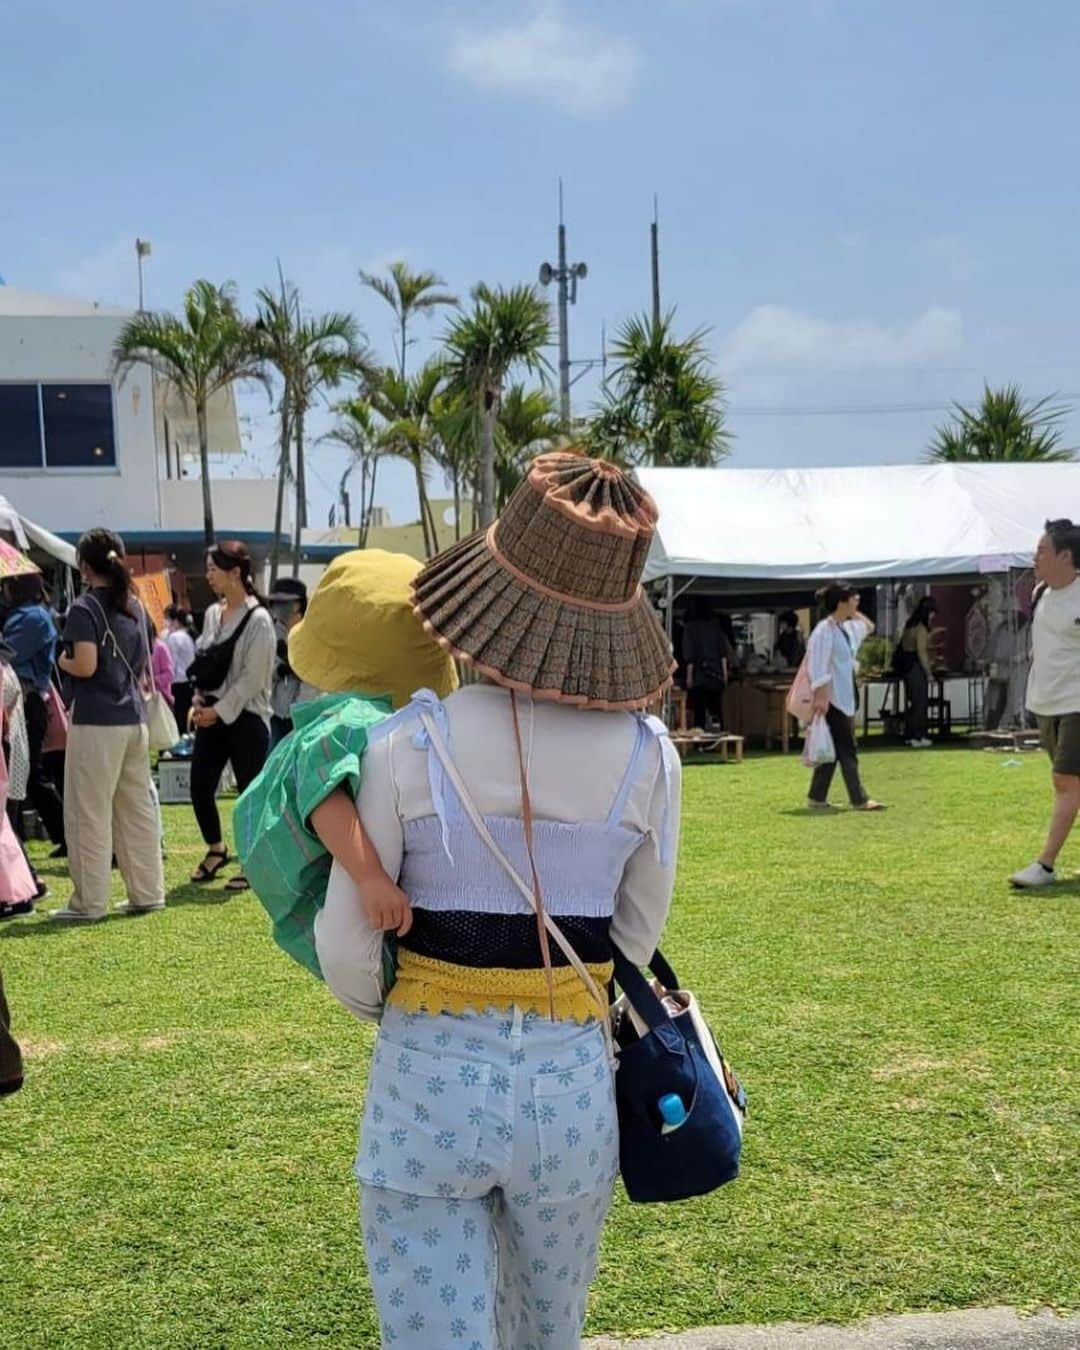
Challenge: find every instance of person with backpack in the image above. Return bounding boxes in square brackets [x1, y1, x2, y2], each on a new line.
[1010, 519, 1080, 889]
[51, 529, 165, 921]
[2, 572, 66, 852]
[805, 582, 885, 813]
[188, 541, 275, 893]
[893, 596, 938, 748]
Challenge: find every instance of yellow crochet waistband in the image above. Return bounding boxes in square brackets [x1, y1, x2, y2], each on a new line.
[388, 950, 613, 1024]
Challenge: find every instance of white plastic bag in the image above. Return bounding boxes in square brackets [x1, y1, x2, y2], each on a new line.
[801, 714, 836, 768]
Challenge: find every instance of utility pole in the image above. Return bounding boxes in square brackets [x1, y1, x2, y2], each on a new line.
[135, 238, 151, 311]
[650, 196, 661, 329]
[539, 181, 588, 433]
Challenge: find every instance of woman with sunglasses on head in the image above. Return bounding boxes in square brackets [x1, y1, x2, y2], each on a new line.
[189, 541, 275, 893]
[805, 581, 885, 813]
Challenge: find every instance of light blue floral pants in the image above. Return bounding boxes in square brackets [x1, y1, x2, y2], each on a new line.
[356, 1004, 619, 1349]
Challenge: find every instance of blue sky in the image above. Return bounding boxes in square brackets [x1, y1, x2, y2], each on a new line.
[4, 0, 1080, 527]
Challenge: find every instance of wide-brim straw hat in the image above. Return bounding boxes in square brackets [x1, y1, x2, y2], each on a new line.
[412, 452, 675, 711]
[289, 548, 458, 709]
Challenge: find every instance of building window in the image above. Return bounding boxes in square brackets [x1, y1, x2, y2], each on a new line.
[0, 385, 43, 468]
[0, 382, 116, 470]
[42, 385, 116, 468]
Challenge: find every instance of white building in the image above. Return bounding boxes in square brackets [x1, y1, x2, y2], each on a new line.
[0, 286, 284, 574]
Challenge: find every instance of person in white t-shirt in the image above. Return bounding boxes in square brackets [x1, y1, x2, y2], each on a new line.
[805, 582, 885, 812]
[1010, 519, 1080, 889]
[163, 606, 197, 733]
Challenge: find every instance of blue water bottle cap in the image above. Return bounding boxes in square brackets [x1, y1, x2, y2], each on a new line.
[658, 1093, 687, 1127]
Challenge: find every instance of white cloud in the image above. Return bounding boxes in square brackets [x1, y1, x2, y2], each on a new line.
[446, 8, 638, 116]
[721, 304, 965, 373]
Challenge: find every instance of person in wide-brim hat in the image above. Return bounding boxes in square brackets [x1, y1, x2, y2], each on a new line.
[411, 450, 675, 710]
[315, 451, 683, 1347]
[288, 549, 457, 709]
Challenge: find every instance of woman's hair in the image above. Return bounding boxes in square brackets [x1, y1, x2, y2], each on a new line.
[777, 609, 799, 629]
[165, 604, 195, 630]
[77, 528, 133, 614]
[209, 540, 262, 601]
[4, 573, 45, 607]
[904, 597, 938, 631]
[816, 581, 857, 616]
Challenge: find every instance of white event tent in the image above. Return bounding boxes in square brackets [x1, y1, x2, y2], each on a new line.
[638, 463, 1080, 587]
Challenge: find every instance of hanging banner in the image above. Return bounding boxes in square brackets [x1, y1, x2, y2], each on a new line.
[133, 572, 172, 633]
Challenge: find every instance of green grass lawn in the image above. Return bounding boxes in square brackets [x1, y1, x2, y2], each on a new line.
[1, 744, 1077, 1348]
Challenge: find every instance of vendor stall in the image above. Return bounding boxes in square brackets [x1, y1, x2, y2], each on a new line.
[638, 463, 1080, 745]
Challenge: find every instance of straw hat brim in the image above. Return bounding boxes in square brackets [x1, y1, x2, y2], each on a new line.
[412, 529, 675, 711]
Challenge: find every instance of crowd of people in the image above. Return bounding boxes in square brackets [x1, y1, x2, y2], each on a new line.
[2, 460, 1079, 1348]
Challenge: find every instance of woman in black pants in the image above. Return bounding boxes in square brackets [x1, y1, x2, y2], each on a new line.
[189, 542, 275, 892]
[805, 582, 885, 812]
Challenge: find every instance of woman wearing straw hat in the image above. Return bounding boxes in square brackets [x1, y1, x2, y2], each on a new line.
[316, 453, 682, 1350]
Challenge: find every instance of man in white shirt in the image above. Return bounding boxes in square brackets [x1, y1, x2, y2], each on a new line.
[1010, 519, 1080, 888]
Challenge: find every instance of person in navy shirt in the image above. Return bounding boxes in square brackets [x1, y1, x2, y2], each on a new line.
[2, 574, 65, 852]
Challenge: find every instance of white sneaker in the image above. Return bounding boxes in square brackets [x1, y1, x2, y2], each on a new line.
[918, 739, 933, 749]
[49, 907, 106, 923]
[1009, 862, 1056, 890]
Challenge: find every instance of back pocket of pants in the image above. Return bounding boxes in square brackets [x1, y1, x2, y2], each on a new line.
[530, 1045, 618, 1202]
[356, 1040, 492, 1199]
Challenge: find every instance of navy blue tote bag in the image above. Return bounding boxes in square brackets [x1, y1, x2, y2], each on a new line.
[611, 947, 746, 1204]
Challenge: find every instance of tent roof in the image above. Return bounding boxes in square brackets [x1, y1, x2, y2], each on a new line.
[638, 463, 1080, 584]
[0, 496, 78, 568]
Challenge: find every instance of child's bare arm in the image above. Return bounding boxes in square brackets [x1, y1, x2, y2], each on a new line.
[312, 790, 413, 936]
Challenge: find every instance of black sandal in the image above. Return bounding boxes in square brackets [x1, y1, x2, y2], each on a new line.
[192, 848, 230, 883]
[224, 874, 250, 893]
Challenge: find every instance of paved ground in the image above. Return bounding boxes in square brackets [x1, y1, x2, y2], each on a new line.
[585, 1307, 1080, 1350]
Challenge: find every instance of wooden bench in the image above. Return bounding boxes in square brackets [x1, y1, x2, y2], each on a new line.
[669, 730, 745, 763]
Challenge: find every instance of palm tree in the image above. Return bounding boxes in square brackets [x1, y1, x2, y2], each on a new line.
[325, 397, 382, 547]
[359, 263, 458, 548]
[587, 311, 730, 468]
[926, 384, 1075, 463]
[495, 384, 561, 509]
[288, 311, 372, 576]
[429, 391, 477, 542]
[369, 361, 447, 557]
[113, 280, 265, 544]
[444, 284, 553, 527]
[359, 261, 459, 382]
[253, 279, 299, 585]
[255, 282, 373, 578]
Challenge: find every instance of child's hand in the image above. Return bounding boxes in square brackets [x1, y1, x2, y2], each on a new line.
[359, 873, 414, 937]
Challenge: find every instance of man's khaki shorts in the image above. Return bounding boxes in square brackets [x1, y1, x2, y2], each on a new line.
[1037, 713, 1080, 777]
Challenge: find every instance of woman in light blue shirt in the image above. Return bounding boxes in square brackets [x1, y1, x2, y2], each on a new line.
[805, 581, 885, 812]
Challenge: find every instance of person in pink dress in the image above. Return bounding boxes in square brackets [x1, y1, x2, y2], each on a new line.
[146, 614, 175, 707]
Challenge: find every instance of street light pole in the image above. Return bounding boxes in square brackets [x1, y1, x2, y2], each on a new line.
[539, 181, 587, 435]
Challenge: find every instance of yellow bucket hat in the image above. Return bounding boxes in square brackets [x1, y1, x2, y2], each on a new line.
[288, 549, 458, 708]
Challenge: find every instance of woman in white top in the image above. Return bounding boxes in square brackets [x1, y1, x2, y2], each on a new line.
[188, 541, 275, 892]
[313, 453, 681, 1350]
[805, 581, 884, 812]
